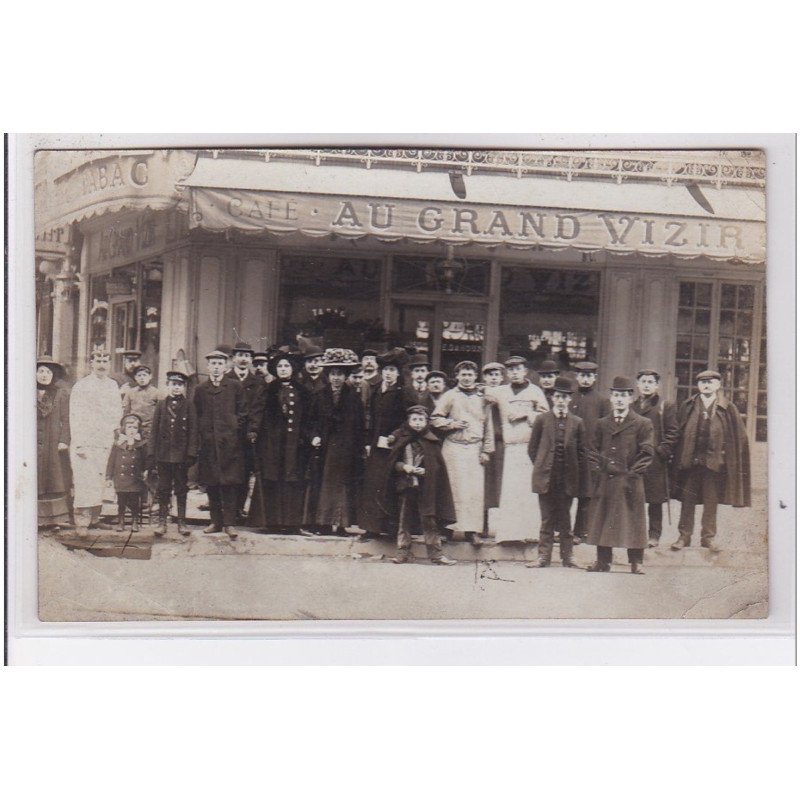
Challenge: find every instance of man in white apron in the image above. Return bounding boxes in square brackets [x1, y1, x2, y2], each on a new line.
[485, 356, 549, 544]
[69, 349, 122, 533]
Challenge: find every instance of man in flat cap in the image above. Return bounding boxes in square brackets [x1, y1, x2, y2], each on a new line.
[527, 376, 590, 568]
[230, 342, 263, 520]
[670, 369, 750, 552]
[485, 356, 548, 544]
[194, 350, 247, 539]
[570, 361, 612, 543]
[585, 376, 655, 575]
[535, 359, 560, 408]
[632, 369, 680, 548]
[69, 348, 123, 533]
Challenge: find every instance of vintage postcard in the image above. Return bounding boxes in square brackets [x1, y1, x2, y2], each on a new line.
[31, 146, 767, 621]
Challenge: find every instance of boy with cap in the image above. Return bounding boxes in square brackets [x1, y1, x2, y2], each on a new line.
[535, 359, 560, 408]
[105, 413, 147, 532]
[570, 361, 612, 543]
[430, 360, 494, 545]
[670, 369, 750, 552]
[387, 405, 457, 566]
[527, 376, 590, 567]
[485, 356, 549, 544]
[122, 364, 159, 441]
[148, 370, 199, 536]
[194, 350, 247, 539]
[632, 369, 680, 547]
[585, 376, 655, 575]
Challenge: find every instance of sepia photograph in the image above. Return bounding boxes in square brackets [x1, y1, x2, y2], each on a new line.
[29, 144, 768, 622]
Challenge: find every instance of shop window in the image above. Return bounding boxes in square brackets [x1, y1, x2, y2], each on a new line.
[392, 255, 490, 296]
[141, 264, 163, 372]
[278, 255, 382, 349]
[675, 280, 763, 435]
[756, 298, 767, 442]
[89, 274, 110, 353]
[498, 267, 600, 369]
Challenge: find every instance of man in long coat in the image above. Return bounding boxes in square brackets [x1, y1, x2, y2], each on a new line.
[631, 369, 680, 548]
[670, 369, 751, 553]
[527, 376, 591, 568]
[585, 376, 655, 575]
[194, 350, 246, 538]
[69, 349, 122, 533]
[570, 361, 612, 542]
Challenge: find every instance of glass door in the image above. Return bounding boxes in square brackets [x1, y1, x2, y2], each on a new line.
[437, 302, 486, 376]
[392, 302, 435, 362]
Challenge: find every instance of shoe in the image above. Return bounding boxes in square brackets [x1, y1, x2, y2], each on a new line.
[562, 557, 578, 568]
[467, 532, 482, 547]
[154, 517, 167, 537]
[131, 522, 140, 533]
[203, 524, 222, 534]
[177, 519, 190, 537]
[648, 537, 659, 548]
[224, 526, 238, 539]
[431, 555, 457, 566]
[572, 536, 584, 546]
[537, 559, 551, 568]
[630, 562, 646, 575]
[393, 550, 414, 564]
[670, 537, 689, 551]
[586, 561, 611, 572]
[701, 540, 721, 554]
[115, 517, 125, 532]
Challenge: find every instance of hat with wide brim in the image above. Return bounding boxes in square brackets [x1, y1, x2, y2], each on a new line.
[321, 348, 360, 371]
[36, 357, 64, 379]
[267, 352, 302, 378]
[610, 375, 635, 393]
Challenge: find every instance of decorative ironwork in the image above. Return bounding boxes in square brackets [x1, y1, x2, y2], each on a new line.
[209, 148, 765, 189]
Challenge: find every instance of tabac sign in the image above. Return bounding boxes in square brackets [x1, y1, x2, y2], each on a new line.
[188, 187, 766, 263]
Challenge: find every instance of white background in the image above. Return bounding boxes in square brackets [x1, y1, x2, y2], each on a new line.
[1, 2, 798, 798]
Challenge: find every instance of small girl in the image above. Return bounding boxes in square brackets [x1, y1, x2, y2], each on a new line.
[106, 413, 147, 532]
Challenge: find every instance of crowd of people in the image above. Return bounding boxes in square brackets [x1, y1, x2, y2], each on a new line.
[36, 341, 751, 573]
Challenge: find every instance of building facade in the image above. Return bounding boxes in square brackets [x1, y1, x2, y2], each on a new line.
[35, 148, 767, 442]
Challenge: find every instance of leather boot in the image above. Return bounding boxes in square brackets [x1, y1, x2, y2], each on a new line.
[115, 511, 125, 532]
[176, 495, 189, 536]
[670, 536, 690, 551]
[154, 495, 168, 537]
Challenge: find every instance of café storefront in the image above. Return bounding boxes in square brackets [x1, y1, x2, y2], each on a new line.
[35, 149, 767, 443]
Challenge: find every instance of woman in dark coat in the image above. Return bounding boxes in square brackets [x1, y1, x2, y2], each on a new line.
[358, 351, 408, 538]
[37, 358, 71, 527]
[249, 353, 313, 532]
[307, 349, 365, 535]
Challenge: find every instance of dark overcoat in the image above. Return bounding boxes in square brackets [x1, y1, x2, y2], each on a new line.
[401, 384, 435, 414]
[105, 439, 147, 492]
[359, 383, 407, 532]
[230, 371, 265, 416]
[37, 384, 71, 495]
[194, 378, 246, 486]
[631, 394, 679, 503]
[528, 411, 591, 498]
[378, 426, 456, 526]
[586, 411, 655, 549]
[148, 396, 199, 465]
[309, 384, 366, 524]
[250, 379, 313, 482]
[671, 394, 751, 507]
[571, 387, 612, 442]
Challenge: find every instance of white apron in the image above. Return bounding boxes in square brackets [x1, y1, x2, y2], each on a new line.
[70, 444, 113, 508]
[442, 439, 485, 532]
[495, 442, 541, 542]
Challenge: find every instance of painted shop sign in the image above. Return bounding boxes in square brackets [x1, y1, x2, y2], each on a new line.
[189, 188, 765, 262]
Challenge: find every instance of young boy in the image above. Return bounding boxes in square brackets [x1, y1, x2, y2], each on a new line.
[148, 370, 199, 536]
[106, 413, 147, 532]
[389, 406, 456, 566]
[122, 364, 159, 441]
[527, 376, 590, 568]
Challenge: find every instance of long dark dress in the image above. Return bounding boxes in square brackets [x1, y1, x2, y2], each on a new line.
[309, 384, 365, 527]
[358, 382, 406, 532]
[37, 384, 71, 525]
[250, 379, 313, 528]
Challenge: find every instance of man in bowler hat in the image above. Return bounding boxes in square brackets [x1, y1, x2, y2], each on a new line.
[402, 353, 434, 413]
[527, 376, 590, 568]
[670, 369, 750, 553]
[585, 376, 655, 575]
[536, 359, 560, 407]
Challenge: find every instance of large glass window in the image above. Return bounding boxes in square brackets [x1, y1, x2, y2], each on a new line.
[498, 267, 600, 369]
[675, 281, 713, 404]
[278, 255, 383, 349]
[392, 255, 490, 296]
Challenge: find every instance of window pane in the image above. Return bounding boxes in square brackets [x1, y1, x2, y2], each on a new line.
[719, 310, 735, 336]
[695, 282, 712, 307]
[393, 256, 489, 295]
[738, 285, 755, 309]
[278, 255, 382, 349]
[89, 274, 110, 353]
[679, 282, 695, 307]
[719, 363, 735, 386]
[756, 418, 767, 442]
[733, 390, 748, 415]
[676, 335, 692, 359]
[736, 310, 753, 337]
[498, 267, 599, 368]
[757, 392, 767, 415]
[734, 365, 750, 389]
[692, 336, 709, 361]
[694, 309, 711, 334]
[675, 362, 691, 386]
[735, 338, 750, 362]
[721, 283, 737, 309]
[677, 307, 693, 333]
[718, 336, 733, 360]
